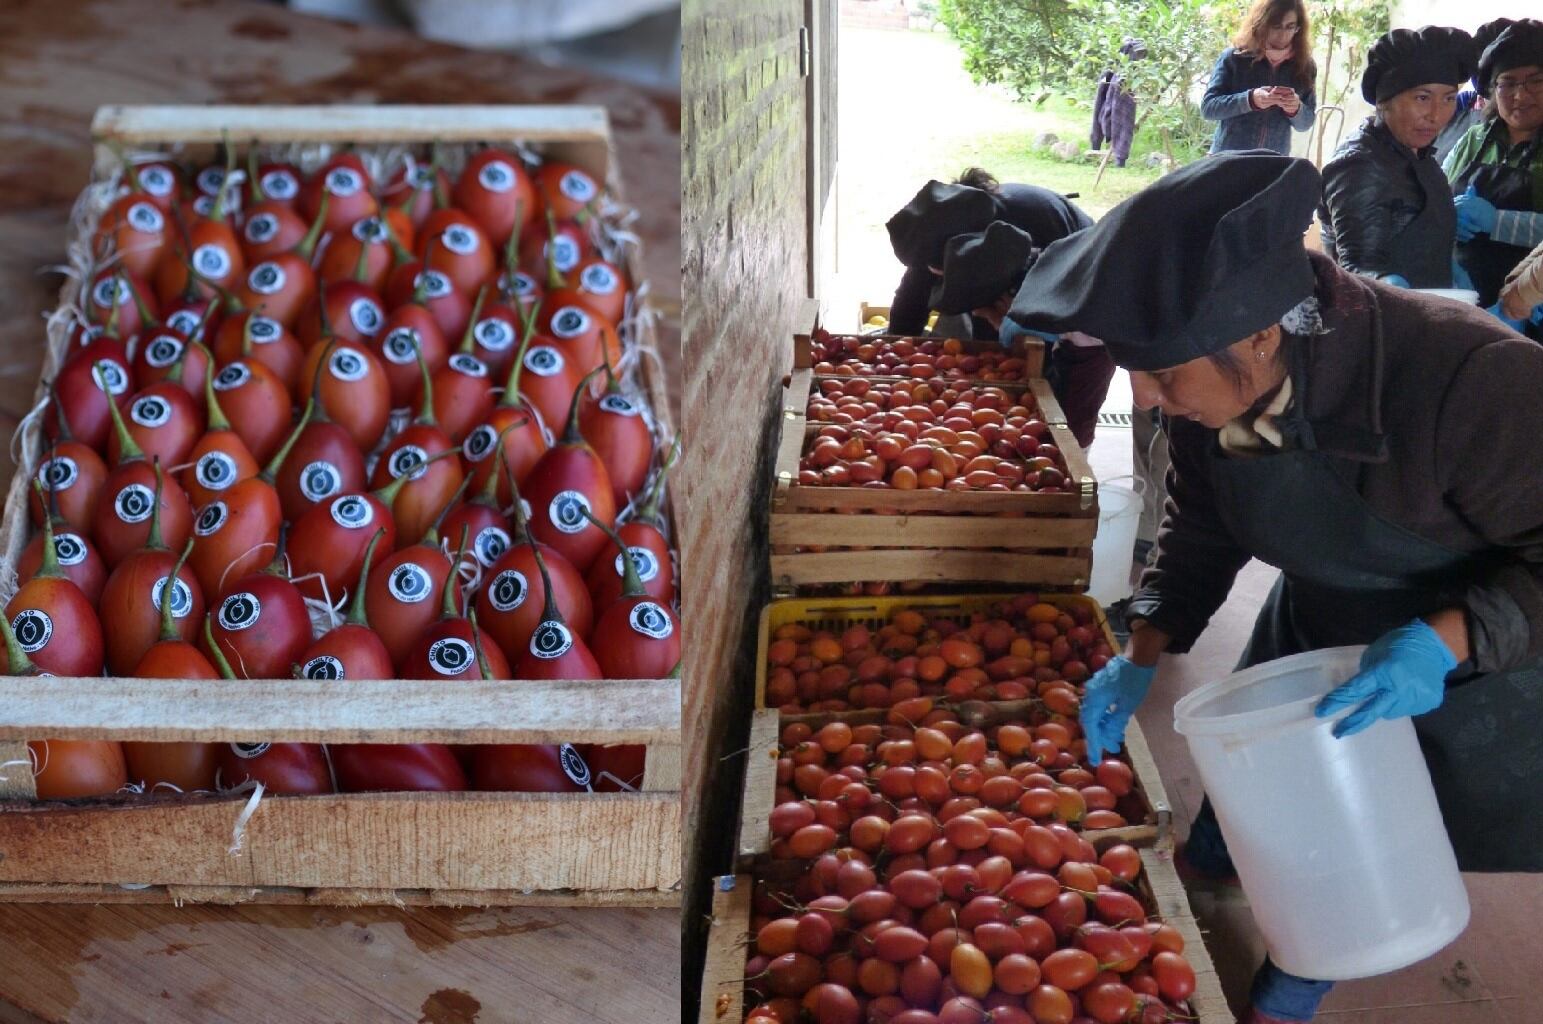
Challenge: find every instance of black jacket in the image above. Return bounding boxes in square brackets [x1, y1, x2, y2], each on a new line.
[1318, 118, 1457, 287]
[889, 184, 1093, 335]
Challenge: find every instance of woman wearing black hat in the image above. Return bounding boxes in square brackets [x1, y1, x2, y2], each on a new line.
[1445, 19, 1543, 310]
[929, 221, 1114, 448]
[884, 170, 1092, 338]
[1013, 150, 1543, 1023]
[1319, 27, 1476, 289]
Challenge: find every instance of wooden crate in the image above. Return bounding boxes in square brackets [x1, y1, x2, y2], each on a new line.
[795, 331, 1048, 383]
[0, 105, 680, 907]
[770, 369, 1096, 589]
[698, 847, 1231, 1024]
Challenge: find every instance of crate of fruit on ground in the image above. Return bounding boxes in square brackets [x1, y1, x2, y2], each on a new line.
[698, 842, 1229, 1024]
[770, 365, 1096, 590]
[0, 105, 680, 907]
[797, 330, 1047, 386]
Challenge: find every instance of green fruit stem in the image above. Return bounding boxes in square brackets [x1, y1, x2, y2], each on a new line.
[582, 507, 643, 598]
[347, 528, 385, 628]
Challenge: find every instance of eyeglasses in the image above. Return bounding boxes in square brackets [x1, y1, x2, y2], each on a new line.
[1271, 22, 1301, 33]
[1494, 74, 1543, 99]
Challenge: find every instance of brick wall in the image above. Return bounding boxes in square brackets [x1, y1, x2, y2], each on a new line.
[681, 0, 815, 1009]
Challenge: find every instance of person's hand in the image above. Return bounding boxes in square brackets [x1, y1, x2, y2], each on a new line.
[1078, 656, 1157, 765]
[1486, 302, 1529, 331]
[1454, 186, 1498, 241]
[1451, 259, 1474, 292]
[1274, 87, 1301, 115]
[1313, 620, 1456, 738]
[1382, 273, 1410, 288]
[1251, 87, 1278, 109]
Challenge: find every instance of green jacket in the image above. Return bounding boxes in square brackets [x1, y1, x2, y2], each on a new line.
[1442, 117, 1543, 212]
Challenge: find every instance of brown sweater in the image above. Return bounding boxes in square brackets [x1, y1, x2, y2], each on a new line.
[1130, 254, 1543, 672]
[1501, 241, 1543, 322]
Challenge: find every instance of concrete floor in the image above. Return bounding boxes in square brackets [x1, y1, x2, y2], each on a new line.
[1087, 374, 1543, 1023]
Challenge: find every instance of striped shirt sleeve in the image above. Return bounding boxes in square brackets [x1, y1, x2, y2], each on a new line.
[1494, 209, 1543, 249]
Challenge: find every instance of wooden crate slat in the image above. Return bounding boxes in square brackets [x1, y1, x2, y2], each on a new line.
[0, 791, 680, 892]
[697, 876, 751, 1024]
[769, 511, 1097, 549]
[1141, 848, 1234, 1024]
[1123, 719, 1174, 842]
[776, 483, 1089, 516]
[640, 742, 682, 792]
[772, 549, 1091, 587]
[0, 882, 679, 908]
[1027, 378, 1067, 424]
[736, 710, 781, 865]
[0, 742, 33, 801]
[0, 677, 679, 744]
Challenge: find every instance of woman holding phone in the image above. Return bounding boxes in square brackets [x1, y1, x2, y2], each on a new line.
[1203, 0, 1318, 155]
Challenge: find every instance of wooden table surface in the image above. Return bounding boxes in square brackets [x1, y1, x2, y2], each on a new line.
[0, 1, 681, 1020]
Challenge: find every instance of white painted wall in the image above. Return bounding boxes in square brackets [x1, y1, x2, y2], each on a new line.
[1391, 0, 1526, 33]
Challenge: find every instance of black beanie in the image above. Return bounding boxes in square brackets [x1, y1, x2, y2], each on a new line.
[886, 181, 997, 269]
[929, 222, 1039, 315]
[1361, 26, 1476, 104]
[1477, 20, 1543, 99]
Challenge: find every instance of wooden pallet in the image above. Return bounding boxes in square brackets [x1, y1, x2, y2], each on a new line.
[0, 105, 680, 907]
[770, 369, 1096, 590]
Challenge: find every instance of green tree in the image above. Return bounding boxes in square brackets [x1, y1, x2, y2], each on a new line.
[1306, 0, 1392, 164]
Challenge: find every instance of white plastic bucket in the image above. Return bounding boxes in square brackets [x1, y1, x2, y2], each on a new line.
[1172, 647, 1469, 980]
[1414, 287, 1480, 305]
[1087, 479, 1141, 607]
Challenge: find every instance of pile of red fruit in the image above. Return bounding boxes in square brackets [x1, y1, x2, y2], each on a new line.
[810, 333, 1033, 384]
[743, 712, 1193, 1024]
[10, 139, 679, 800]
[764, 597, 1114, 713]
[800, 380, 1070, 494]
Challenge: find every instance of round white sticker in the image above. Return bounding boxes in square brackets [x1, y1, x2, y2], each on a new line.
[478, 160, 517, 193]
[93, 276, 130, 310]
[449, 354, 487, 377]
[428, 637, 476, 676]
[441, 224, 479, 256]
[166, 310, 202, 336]
[144, 335, 184, 369]
[11, 609, 53, 654]
[196, 166, 225, 196]
[488, 569, 528, 612]
[382, 328, 421, 365]
[247, 316, 280, 343]
[387, 444, 430, 482]
[559, 743, 592, 788]
[194, 501, 229, 537]
[247, 262, 286, 295]
[214, 363, 251, 391]
[549, 306, 591, 340]
[230, 742, 271, 759]
[196, 452, 240, 492]
[548, 490, 593, 535]
[300, 461, 342, 502]
[115, 484, 155, 524]
[474, 318, 515, 352]
[192, 243, 233, 281]
[599, 394, 639, 417]
[261, 169, 299, 200]
[130, 394, 173, 429]
[579, 263, 619, 295]
[529, 621, 575, 660]
[509, 272, 538, 298]
[348, 298, 384, 336]
[414, 271, 453, 298]
[524, 346, 565, 378]
[329, 494, 374, 530]
[473, 526, 511, 568]
[54, 533, 87, 566]
[617, 546, 661, 583]
[462, 425, 497, 463]
[388, 563, 433, 604]
[328, 348, 370, 382]
[629, 601, 675, 640]
[302, 655, 345, 680]
[326, 167, 364, 196]
[244, 213, 280, 244]
[150, 575, 194, 619]
[559, 170, 598, 203]
[92, 361, 129, 396]
[136, 165, 174, 197]
[550, 236, 581, 273]
[37, 456, 79, 493]
[127, 202, 164, 233]
[218, 592, 262, 631]
[352, 217, 389, 243]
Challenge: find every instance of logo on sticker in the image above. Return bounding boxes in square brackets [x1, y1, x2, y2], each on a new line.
[231, 742, 271, 759]
[245, 213, 280, 244]
[580, 263, 619, 295]
[474, 526, 510, 567]
[194, 501, 229, 537]
[92, 361, 129, 396]
[382, 328, 421, 365]
[550, 236, 581, 272]
[349, 298, 383, 336]
[115, 484, 155, 524]
[326, 167, 364, 196]
[128, 202, 164, 233]
[599, 394, 638, 417]
[558, 743, 592, 788]
[93, 276, 130, 308]
[488, 569, 527, 612]
[478, 160, 516, 193]
[441, 225, 478, 255]
[524, 346, 564, 377]
[196, 452, 239, 491]
[329, 348, 369, 382]
[629, 602, 674, 640]
[415, 271, 452, 298]
[301, 462, 342, 502]
[463, 425, 497, 462]
[388, 445, 430, 482]
[559, 170, 597, 203]
[550, 306, 591, 340]
[167, 310, 201, 336]
[352, 217, 388, 243]
[261, 170, 298, 199]
[428, 638, 475, 676]
[214, 363, 251, 391]
[130, 395, 172, 428]
[302, 655, 344, 680]
[247, 262, 286, 295]
[388, 563, 433, 603]
[248, 316, 279, 342]
[145, 335, 184, 369]
[530, 622, 574, 660]
[193, 244, 232, 280]
[219, 592, 262, 631]
[54, 534, 87, 566]
[12, 609, 52, 653]
[137, 165, 174, 196]
[196, 166, 225, 195]
[449, 354, 487, 377]
[330, 495, 373, 529]
[37, 456, 79, 492]
[151, 576, 194, 619]
[548, 490, 592, 534]
[617, 546, 661, 583]
[474, 318, 515, 352]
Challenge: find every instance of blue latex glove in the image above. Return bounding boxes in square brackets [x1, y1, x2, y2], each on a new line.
[997, 316, 1029, 350]
[1532, 303, 1543, 326]
[1486, 302, 1529, 331]
[1451, 259, 1474, 291]
[1381, 273, 1410, 288]
[1454, 186, 1497, 241]
[1314, 620, 1457, 738]
[1079, 656, 1156, 765]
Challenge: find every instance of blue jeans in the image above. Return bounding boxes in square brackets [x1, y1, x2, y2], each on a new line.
[1192, 798, 1337, 1021]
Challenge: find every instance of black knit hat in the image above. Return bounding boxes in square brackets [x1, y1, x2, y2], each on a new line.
[1478, 20, 1543, 98]
[1009, 151, 1319, 372]
[1361, 27, 1476, 103]
[886, 181, 997, 269]
[929, 222, 1038, 315]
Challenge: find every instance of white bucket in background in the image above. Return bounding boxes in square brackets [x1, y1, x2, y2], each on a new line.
[1414, 287, 1480, 305]
[1087, 479, 1141, 607]
[1173, 647, 1469, 980]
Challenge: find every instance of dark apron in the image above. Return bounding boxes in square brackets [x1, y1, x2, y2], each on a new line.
[1396, 152, 1460, 289]
[1451, 135, 1540, 307]
[1197, 374, 1543, 872]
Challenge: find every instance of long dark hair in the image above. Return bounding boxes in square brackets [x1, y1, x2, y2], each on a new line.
[1233, 0, 1317, 90]
[954, 167, 1003, 195]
